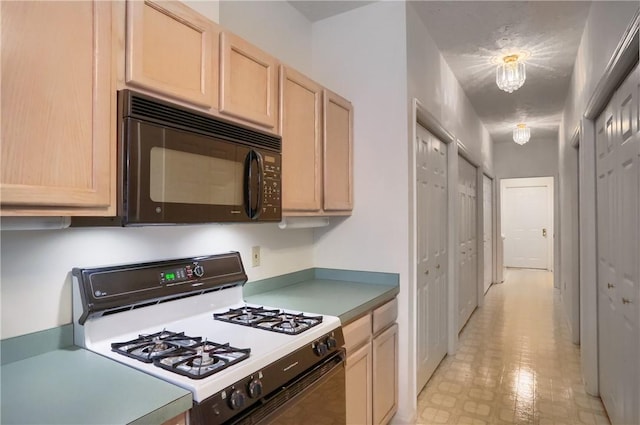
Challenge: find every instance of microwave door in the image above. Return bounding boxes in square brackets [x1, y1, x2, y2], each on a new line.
[126, 120, 250, 224]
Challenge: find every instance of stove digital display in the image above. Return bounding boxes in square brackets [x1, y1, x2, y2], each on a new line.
[160, 266, 189, 284]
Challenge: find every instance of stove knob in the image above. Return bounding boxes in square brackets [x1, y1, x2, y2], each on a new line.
[229, 389, 246, 410]
[193, 265, 205, 278]
[325, 336, 338, 349]
[314, 341, 328, 357]
[247, 378, 263, 399]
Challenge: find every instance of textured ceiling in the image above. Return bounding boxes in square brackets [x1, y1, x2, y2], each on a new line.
[412, 1, 592, 144]
[290, 0, 597, 146]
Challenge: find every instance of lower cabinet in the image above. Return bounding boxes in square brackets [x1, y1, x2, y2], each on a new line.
[372, 323, 398, 425]
[344, 299, 398, 425]
[346, 343, 372, 425]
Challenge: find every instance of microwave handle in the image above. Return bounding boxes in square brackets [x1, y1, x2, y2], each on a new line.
[243, 150, 263, 220]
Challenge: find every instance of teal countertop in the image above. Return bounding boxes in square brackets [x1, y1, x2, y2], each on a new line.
[1, 326, 192, 425]
[244, 268, 399, 324]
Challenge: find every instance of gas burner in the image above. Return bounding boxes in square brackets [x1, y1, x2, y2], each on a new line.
[255, 313, 323, 335]
[214, 307, 323, 335]
[155, 342, 251, 379]
[111, 331, 201, 363]
[214, 306, 281, 326]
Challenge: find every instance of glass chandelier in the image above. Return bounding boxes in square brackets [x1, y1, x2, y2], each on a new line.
[496, 54, 526, 93]
[513, 123, 530, 145]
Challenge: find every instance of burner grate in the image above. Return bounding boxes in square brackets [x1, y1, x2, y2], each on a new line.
[154, 341, 251, 379]
[111, 330, 251, 379]
[214, 306, 323, 335]
[111, 330, 201, 363]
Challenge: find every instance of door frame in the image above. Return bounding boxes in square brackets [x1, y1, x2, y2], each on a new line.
[483, 173, 496, 293]
[457, 147, 484, 315]
[500, 176, 554, 271]
[577, 11, 638, 396]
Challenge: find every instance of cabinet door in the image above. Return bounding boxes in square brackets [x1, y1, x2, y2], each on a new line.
[220, 32, 278, 130]
[372, 324, 398, 425]
[323, 89, 353, 212]
[1, 1, 114, 214]
[126, 0, 217, 109]
[280, 66, 323, 213]
[346, 343, 373, 425]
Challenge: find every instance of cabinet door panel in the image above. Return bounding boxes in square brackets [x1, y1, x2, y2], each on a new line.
[372, 324, 398, 425]
[1, 1, 113, 212]
[323, 90, 353, 212]
[346, 343, 373, 425]
[126, 0, 216, 108]
[220, 32, 278, 129]
[280, 66, 322, 212]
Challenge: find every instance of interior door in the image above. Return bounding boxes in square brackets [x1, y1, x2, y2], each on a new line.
[483, 175, 493, 294]
[596, 63, 639, 425]
[501, 178, 553, 270]
[457, 155, 477, 331]
[416, 125, 448, 392]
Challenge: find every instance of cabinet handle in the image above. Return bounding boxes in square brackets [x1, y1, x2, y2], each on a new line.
[436, 264, 441, 269]
[425, 270, 429, 275]
[607, 283, 615, 289]
[622, 298, 632, 304]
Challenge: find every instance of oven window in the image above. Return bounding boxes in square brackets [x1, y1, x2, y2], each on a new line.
[149, 147, 243, 205]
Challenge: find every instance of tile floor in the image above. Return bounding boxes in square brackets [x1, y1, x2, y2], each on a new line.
[416, 269, 610, 425]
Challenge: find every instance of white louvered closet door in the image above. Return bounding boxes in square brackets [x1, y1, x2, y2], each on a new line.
[596, 63, 639, 425]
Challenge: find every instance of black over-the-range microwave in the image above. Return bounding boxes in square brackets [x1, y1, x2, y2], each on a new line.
[75, 90, 282, 226]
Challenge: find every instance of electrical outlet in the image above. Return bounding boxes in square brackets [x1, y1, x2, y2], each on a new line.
[251, 246, 261, 267]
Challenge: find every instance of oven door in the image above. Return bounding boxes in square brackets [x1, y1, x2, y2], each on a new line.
[123, 118, 280, 224]
[232, 351, 346, 425]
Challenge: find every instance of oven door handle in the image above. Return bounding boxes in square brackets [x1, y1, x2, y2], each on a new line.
[243, 150, 263, 220]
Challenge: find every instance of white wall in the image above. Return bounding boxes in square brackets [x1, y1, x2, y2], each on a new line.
[0, 225, 313, 338]
[219, 0, 313, 75]
[558, 1, 639, 393]
[310, 2, 413, 422]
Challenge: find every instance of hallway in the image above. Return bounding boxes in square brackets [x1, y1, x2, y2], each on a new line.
[416, 269, 609, 425]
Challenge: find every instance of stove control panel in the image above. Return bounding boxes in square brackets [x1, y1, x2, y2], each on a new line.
[192, 328, 345, 424]
[159, 262, 203, 284]
[73, 252, 247, 325]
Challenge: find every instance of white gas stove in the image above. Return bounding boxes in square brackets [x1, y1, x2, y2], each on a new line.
[72, 253, 345, 425]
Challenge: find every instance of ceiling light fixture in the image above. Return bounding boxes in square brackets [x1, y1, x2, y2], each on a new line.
[513, 123, 530, 145]
[496, 54, 526, 93]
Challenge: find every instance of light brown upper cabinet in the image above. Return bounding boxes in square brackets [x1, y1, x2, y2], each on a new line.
[126, 0, 217, 109]
[279, 69, 354, 216]
[280, 66, 323, 213]
[219, 32, 278, 130]
[1, 1, 115, 215]
[323, 89, 354, 213]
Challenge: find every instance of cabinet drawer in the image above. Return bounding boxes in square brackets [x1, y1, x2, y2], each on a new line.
[343, 313, 372, 352]
[373, 299, 397, 335]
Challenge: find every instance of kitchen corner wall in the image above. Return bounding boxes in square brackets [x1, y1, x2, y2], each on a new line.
[310, 1, 412, 421]
[0, 0, 319, 340]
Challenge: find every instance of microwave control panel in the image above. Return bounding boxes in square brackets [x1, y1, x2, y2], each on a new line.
[261, 154, 281, 219]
